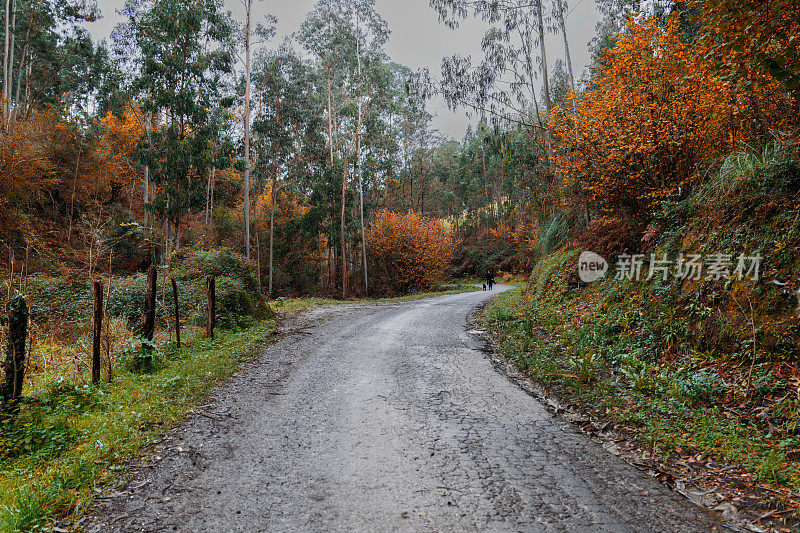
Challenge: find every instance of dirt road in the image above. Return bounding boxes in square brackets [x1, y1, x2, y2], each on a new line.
[90, 286, 722, 532]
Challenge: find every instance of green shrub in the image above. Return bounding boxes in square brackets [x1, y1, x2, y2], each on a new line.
[525, 248, 581, 302]
[568, 350, 603, 383]
[119, 338, 164, 374]
[672, 370, 723, 405]
[103, 205, 153, 273]
[22, 248, 273, 332]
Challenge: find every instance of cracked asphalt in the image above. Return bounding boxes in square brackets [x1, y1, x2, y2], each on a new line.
[89, 285, 723, 532]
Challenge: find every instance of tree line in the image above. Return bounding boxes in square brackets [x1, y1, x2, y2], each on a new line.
[0, 0, 797, 298]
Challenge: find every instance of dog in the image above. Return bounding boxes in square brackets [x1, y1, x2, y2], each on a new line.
[482, 283, 487, 291]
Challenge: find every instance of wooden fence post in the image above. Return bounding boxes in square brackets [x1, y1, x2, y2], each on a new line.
[143, 265, 157, 343]
[171, 278, 181, 348]
[206, 276, 215, 339]
[1, 294, 28, 410]
[92, 281, 103, 384]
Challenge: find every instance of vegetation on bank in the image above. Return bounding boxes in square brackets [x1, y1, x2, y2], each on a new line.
[0, 320, 276, 533]
[486, 146, 800, 525]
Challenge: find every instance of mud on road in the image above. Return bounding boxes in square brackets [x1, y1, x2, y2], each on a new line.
[87, 286, 723, 532]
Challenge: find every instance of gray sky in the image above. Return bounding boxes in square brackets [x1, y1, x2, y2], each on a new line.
[83, 0, 600, 140]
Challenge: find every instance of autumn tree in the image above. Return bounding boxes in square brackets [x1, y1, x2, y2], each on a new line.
[551, 17, 796, 219]
[696, 0, 800, 127]
[366, 210, 453, 295]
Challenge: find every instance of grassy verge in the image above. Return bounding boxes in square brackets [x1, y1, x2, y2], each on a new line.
[0, 320, 276, 533]
[486, 281, 800, 523]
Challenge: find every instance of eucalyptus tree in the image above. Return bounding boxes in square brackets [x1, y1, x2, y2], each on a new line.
[251, 46, 316, 297]
[552, 0, 575, 92]
[235, 0, 275, 260]
[429, 0, 553, 132]
[1, 0, 104, 124]
[298, 0, 388, 298]
[123, 0, 234, 253]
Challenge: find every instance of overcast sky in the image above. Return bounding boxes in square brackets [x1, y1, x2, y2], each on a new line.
[82, 0, 600, 140]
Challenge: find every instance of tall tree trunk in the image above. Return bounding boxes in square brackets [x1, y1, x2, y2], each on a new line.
[481, 142, 488, 235]
[143, 112, 151, 227]
[2, 0, 9, 126]
[243, 0, 252, 260]
[340, 151, 348, 299]
[12, 42, 26, 120]
[452, 168, 458, 233]
[205, 166, 212, 225]
[537, 0, 552, 113]
[174, 214, 181, 252]
[209, 166, 215, 223]
[355, 9, 368, 295]
[326, 63, 334, 165]
[6, 0, 14, 121]
[554, 0, 576, 92]
[255, 216, 261, 291]
[68, 136, 83, 242]
[268, 177, 276, 299]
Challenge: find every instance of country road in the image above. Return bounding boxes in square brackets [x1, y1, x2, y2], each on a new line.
[89, 286, 722, 532]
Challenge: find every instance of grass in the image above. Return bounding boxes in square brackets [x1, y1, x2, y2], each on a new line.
[0, 319, 276, 532]
[486, 282, 800, 520]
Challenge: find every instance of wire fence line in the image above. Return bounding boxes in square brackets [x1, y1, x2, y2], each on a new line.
[1, 270, 219, 393]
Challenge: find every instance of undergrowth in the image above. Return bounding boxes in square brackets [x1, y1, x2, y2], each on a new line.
[0, 320, 276, 532]
[485, 146, 800, 511]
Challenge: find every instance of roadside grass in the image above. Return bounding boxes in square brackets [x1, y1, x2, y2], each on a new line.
[486, 285, 800, 513]
[0, 320, 276, 533]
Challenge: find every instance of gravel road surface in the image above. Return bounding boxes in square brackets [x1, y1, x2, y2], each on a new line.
[89, 286, 722, 532]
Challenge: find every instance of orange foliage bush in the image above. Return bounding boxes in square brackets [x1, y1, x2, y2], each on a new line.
[98, 107, 144, 199]
[551, 17, 796, 219]
[0, 108, 59, 206]
[366, 210, 454, 294]
[253, 183, 310, 227]
[697, 0, 800, 98]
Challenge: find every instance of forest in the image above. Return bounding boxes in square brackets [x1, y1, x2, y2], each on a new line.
[0, 0, 799, 529]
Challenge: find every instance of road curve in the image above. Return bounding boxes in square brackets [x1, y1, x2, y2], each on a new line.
[90, 286, 721, 532]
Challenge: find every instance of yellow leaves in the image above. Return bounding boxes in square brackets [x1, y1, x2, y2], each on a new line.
[98, 108, 144, 151]
[253, 184, 309, 229]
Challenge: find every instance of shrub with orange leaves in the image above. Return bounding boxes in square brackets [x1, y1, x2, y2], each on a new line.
[253, 183, 310, 227]
[98, 107, 145, 204]
[551, 17, 796, 219]
[366, 210, 454, 295]
[697, 0, 800, 97]
[0, 108, 58, 205]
